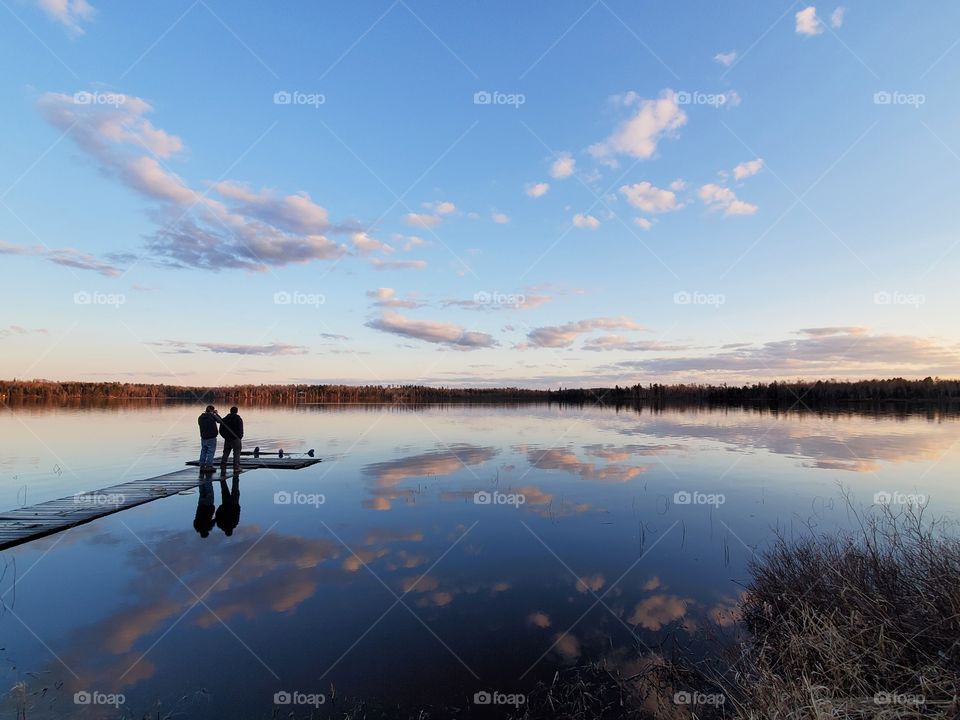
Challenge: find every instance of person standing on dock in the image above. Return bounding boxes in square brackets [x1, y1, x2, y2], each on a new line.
[197, 405, 221, 473]
[219, 406, 244, 473]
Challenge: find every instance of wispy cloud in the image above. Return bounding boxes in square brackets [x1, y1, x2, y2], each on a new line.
[523, 317, 642, 349]
[713, 50, 737, 67]
[0, 240, 122, 276]
[366, 287, 423, 308]
[1, 325, 49, 338]
[615, 327, 960, 378]
[369, 258, 427, 271]
[583, 335, 691, 352]
[366, 311, 496, 349]
[38, 91, 350, 272]
[155, 341, 309, 356]
[36, 0, 94, 35]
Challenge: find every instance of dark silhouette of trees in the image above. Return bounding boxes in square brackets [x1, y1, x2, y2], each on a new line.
[2, 377, 960, 408]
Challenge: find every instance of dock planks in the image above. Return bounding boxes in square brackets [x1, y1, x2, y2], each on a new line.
[0, 457, 321, 550]
[184, 457, 321, 470]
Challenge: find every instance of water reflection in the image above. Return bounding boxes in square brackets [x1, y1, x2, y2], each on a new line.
[193, 480, 215, 538]
[0, 403, 958, 717]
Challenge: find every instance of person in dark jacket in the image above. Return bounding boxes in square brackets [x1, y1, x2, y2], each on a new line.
[197, 405, 221, 473]
[219, 406, 244, 473]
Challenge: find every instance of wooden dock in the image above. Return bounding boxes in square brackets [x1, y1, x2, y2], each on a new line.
[0, 458, 321, 551]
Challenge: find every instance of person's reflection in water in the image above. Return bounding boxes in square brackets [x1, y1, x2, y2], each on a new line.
[215, 474, 241, 537]
[193, 480, 216, 538]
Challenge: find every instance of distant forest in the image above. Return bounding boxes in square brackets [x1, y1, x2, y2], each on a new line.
[2, 377, 960, 407]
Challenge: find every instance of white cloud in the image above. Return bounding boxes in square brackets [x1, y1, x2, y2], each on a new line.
[830, 6, 845, 27]
[714, 51, 737, 67]
[669, 179, 687, 191]
[619, 182, 681, 213]
[572, 213, 600, 230]
[699, 183, 758, 216]
[393, 234, 427, 251]
[366, 311, 496, 349]
[351, 232, 393, 255]
[422, 200, 456, 215]
[366, 287, 422, 308]
[491, 212, 510, 224]
[524, 317, 642, 348]
[526, 182, 550, 198]
[732, 158, 764, 181]
[588, 90, 687, 162]
[634, 218, 653, 230]
[550, 152, 576, 179]
[37, 0, 94, 34]
[403, 212, 442, 229]
[796, 6, 823, 35]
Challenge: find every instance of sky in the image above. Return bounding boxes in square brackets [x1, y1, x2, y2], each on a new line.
[2, 0, 960, 388]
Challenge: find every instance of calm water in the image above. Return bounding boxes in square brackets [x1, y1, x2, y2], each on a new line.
[0, 403, 957, 718]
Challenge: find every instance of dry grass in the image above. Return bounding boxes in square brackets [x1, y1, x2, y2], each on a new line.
[723, 501, 960, 719]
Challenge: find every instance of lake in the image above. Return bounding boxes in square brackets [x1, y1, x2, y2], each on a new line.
[0, 402, 957, 718]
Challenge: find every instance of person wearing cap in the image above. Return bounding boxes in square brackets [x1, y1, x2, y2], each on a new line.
[197, 405, 221, 474]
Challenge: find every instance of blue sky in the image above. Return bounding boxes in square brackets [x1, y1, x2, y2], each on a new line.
[2, 0, 960, 387]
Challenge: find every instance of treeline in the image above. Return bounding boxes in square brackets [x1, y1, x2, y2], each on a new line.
[556, 377, 960, 406]
[0, 381, 550, 404]
[2, 377, 960, 406]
